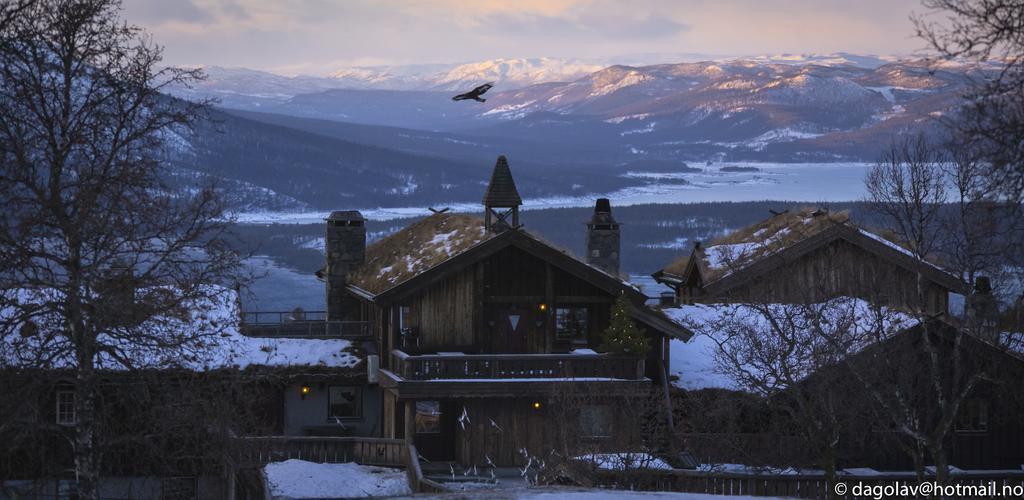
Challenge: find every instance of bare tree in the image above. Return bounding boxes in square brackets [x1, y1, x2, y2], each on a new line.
[678, 297, 898, 481]
[0, 1, 244, 498]
[865, 134, 948, 270]
[913, 0, 1024, 202]
[0, 1, 31, 29]
[859, 134, 1022, 482]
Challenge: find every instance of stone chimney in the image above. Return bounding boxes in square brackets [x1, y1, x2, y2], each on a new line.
[325, 210, 366, 321]
[483, 155, 523, 233]
[969, 276, 998, 338]
[586, 198, 620, 275]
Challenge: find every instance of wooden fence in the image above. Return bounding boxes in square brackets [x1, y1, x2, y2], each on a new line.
[232, 436, 407, 468]
[596, 468, 1024, 499]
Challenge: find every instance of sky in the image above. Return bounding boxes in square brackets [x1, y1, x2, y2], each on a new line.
[122, 0, 931, 76]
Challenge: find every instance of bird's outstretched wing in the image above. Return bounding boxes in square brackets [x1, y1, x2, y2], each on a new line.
[452, 82, 494, 102]
[473, 82, 494, 95]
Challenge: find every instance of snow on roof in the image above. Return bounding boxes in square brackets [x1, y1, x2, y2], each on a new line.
[663, 297, 919, 392]
[1, 286, 360, 371]
[347, 213, 493, 294]
[347, 212, 638, 296]
[263, 459, 410, 498]
[1001, 331, 1024, 358]
[662, 208, 850, 282]
[659, 208, 950, 288]
[669, 336, 736, 391]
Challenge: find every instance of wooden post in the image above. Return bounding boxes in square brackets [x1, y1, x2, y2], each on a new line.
[544, 263, 554, 353]
[225, 465, 236, 500]
[404, 400, 415, 444]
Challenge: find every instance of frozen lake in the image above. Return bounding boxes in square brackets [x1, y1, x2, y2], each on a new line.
[241, 258, 671, 312]
[240, 258, 325, 312]
[235, 162, 874, 223]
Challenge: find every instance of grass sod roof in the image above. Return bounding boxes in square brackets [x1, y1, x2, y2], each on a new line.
[662, 207, 851, 282]
[346, 213, 494, 295]
[659, 207, 952, 287]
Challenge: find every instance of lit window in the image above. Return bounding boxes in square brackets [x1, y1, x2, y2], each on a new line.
[955, 399, 989, 433]
[415, 401, 441, 434]
[556, 307, 588, 343]
[580, 405, 612, 438]
[328, 386, 362, 420]
[56, 390, 75, 426]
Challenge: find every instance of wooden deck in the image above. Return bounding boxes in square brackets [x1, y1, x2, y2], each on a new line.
[390, 349, 645, 381]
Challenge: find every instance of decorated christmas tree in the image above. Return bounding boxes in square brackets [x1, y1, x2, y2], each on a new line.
[599, 294, 650, 356]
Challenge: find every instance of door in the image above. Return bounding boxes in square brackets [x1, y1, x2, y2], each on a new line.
[414, 400, 457, 462]
[492, 305, 530, 353]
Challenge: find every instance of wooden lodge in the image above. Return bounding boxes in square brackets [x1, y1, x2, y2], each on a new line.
[323, 156, 689, 466]
[653, 207, 965, 312]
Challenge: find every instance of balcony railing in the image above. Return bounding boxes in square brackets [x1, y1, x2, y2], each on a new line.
[231, 436, 407, 468]
[390, 349, 645, 381]
[240, 311, 370, 338]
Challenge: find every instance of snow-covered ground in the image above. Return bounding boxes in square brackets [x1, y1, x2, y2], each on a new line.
[577, 453, 673, 471]
[263, 459, 410, 498]
[2, 284, 359, 371]
[234, 162, 874, 223]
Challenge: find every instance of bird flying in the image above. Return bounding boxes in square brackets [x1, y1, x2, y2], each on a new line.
[452, 82, 494, 102]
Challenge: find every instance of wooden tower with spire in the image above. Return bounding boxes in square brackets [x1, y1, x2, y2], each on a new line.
[482, 155, 522, 233]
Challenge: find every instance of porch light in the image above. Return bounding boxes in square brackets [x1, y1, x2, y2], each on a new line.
[532, 401, 542, 411]
[538, 303, 547, 312]
[300, 385, 311, 399]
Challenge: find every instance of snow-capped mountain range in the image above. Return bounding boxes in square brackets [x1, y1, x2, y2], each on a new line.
[168, 57, 607, 108]
[166, 54, 917, 107]
[160, 54, 996, 212]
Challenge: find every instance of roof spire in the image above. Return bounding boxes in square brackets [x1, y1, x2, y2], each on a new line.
[483, 155, 522, 232]
[482, 155, 522, 207]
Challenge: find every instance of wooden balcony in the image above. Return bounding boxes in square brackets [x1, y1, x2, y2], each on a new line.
[381, 349, 648, 398]
[240, 311, 370, 339]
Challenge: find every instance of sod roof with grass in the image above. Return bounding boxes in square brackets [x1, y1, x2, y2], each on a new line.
[346, 213, 493, 295]
[659, 207, 951, 287]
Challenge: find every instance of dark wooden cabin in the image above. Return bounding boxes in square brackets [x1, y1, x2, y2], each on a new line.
[653, 208, 965, 314]
[328, 156, 689, 466]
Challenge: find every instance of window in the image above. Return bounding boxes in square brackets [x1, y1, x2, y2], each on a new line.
[415, 401, 441, 434]
[56, 390, 75, 426]
[556, 307, 588, 343]
[956, 399, 989, 433]
[398, 306, 412, 330]
[327, 386, 362, 420]
[580, 405, 612, 438]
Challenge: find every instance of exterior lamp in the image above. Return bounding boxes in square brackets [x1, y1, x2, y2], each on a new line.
[538, 303, 547, 312]
[300, 385, 311, 400]
[532, 401, 542, 411]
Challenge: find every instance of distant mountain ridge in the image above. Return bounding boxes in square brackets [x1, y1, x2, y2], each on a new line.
[216, 57, 984, 161]
[166, 53, 913, 105]
[156, 54, 997, 214]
